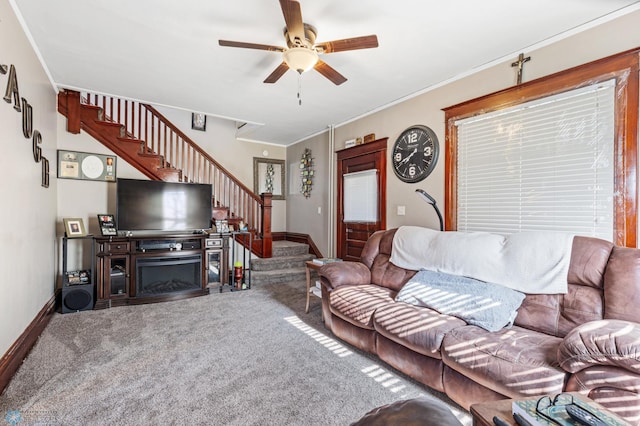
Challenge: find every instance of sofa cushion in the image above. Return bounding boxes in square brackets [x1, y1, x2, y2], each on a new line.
[373, 302, 466, 359]
[567, 236, 613, 288]
[557, 319, 640, 373]
[604, 246, 640, 323]
[511, 236, 613, 338]
[442, 325, 567, 397]
[360, 229, 419, 292]
[319, 261, 371, 290]
[395, 270, 525, 332]
[514, 284, 604, 338]
[330, 284, 395, 329]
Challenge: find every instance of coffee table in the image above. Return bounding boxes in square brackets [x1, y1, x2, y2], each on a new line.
[470, 393, 629, 426]
[470, 398, 515, 426]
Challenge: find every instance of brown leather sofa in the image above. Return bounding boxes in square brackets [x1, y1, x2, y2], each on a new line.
[319, 228, 640, 425]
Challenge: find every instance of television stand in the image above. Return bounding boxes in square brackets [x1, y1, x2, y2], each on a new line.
[94, 233, 209, 309]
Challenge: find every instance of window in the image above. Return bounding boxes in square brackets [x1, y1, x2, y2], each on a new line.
[444, 49, 638, 247]
[343, 170, 378, 222]
[455, 80, 615, 240]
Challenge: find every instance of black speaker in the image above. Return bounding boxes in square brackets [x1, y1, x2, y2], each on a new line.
[61, 284, 94, 313]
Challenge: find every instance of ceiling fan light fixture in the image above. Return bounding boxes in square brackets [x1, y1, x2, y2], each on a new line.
[283, 47, 318, 73]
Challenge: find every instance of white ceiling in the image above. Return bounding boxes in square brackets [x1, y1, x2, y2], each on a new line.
[12, 0, 640, 146]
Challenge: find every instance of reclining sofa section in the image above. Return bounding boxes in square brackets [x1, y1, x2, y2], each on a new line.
[318, 227, 640, 425]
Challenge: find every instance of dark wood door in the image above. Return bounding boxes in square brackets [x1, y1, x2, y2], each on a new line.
[336, 138, 387, 261]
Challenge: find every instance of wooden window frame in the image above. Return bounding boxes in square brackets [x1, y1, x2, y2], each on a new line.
[444, 48, 639, 247]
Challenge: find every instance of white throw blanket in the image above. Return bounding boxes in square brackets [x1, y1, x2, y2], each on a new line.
[389, 226, 574, 294]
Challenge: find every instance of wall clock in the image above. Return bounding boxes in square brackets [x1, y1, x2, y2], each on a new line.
[391, 125, 439, 183]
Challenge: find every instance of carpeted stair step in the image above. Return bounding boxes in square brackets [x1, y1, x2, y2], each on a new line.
[272, 240, 310, 257]
[250, 267, 312, 285]
[250, 240, 317, 285]
[251, 253, 315, 271]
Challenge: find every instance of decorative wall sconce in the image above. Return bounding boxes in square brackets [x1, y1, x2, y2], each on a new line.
[265, 164, 274, 193]
[300, 148, 313, 198]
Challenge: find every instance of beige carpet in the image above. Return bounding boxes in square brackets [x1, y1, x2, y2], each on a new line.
[0, 280, 471, 425]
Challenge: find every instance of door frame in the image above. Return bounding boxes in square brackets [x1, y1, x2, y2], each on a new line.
[336, 138, 387, 260]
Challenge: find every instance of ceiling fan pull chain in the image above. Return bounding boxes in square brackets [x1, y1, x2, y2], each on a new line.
[297, 72, 302, 106]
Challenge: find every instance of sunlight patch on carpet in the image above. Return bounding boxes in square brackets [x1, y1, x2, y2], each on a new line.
[361, 364, 407, 393]
[284, 316, 353, 357]
[283, 316, 413, 396]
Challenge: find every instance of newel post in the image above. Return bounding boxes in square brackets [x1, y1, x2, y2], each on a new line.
[61, 90, 81, 134]
[261, 193, 273, 258]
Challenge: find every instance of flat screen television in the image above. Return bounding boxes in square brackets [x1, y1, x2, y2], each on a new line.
[116, 178, 212, 232]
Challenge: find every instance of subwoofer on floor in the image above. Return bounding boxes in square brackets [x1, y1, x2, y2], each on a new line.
[61, 284, 94, 313]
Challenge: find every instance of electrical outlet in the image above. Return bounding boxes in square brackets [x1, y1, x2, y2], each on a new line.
[317, 206, 322, 215]
[397, 205, 406, 216]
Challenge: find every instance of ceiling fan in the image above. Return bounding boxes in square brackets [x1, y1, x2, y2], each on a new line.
[218, 0, 379, 86]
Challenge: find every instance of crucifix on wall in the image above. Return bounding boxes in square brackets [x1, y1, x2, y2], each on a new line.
[511, 53, 531, 85]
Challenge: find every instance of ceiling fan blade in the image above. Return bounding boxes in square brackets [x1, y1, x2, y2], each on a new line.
[264, 62, 290, 84]
[315, 35, 379, 54]
[314, 60, 347, 85]
[219, 40, 285, 52]
[279, 0, 305, 45]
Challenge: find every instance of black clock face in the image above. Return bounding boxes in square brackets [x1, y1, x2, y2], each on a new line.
[392, 125, 439, 183]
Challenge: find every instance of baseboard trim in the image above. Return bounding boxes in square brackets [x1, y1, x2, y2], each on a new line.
[0, 294, 56, 395]
[273, 232, 323, 258]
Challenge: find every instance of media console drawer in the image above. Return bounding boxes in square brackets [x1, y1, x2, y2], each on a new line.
[106, 242, 130, 254]
[205, 238, 223, 248]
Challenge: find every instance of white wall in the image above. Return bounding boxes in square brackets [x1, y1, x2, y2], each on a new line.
[288, 9, 640, 251]
[286, 131, 331, 255]
[0, 0, 58, 357]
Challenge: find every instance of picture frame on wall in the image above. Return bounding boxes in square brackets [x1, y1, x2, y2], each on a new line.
[63, 218, 87, 238]
[192, 113, 206, 131]
[57, 150, 117, 182]
[97, 214, 117, 236]
[253, 158, 285, 200]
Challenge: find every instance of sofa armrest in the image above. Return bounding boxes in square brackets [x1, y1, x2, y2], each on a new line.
[318, 261, 371, 290]
[558, 319, 640, 374]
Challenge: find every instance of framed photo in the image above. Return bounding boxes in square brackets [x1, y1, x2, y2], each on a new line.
[97, 214, 117, 236]
[253, 158, 285, 200]
[214, 220, 229, 234]
[192, 113, 206, 131]
[63, 218, 87, 238]
[57, 150, 117, 182]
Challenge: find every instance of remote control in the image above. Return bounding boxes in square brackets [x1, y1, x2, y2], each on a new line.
[565, 404, 608, 426]
[492, 415, 510, 426]
[513, 412, 534, 426]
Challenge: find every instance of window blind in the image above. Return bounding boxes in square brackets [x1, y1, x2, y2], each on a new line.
[455, 79, 615, 240]
[343, 169, 378, 222]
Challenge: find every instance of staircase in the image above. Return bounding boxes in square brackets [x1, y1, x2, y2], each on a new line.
[251, 241, 316, 285]
[57, 89, 273, 258]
